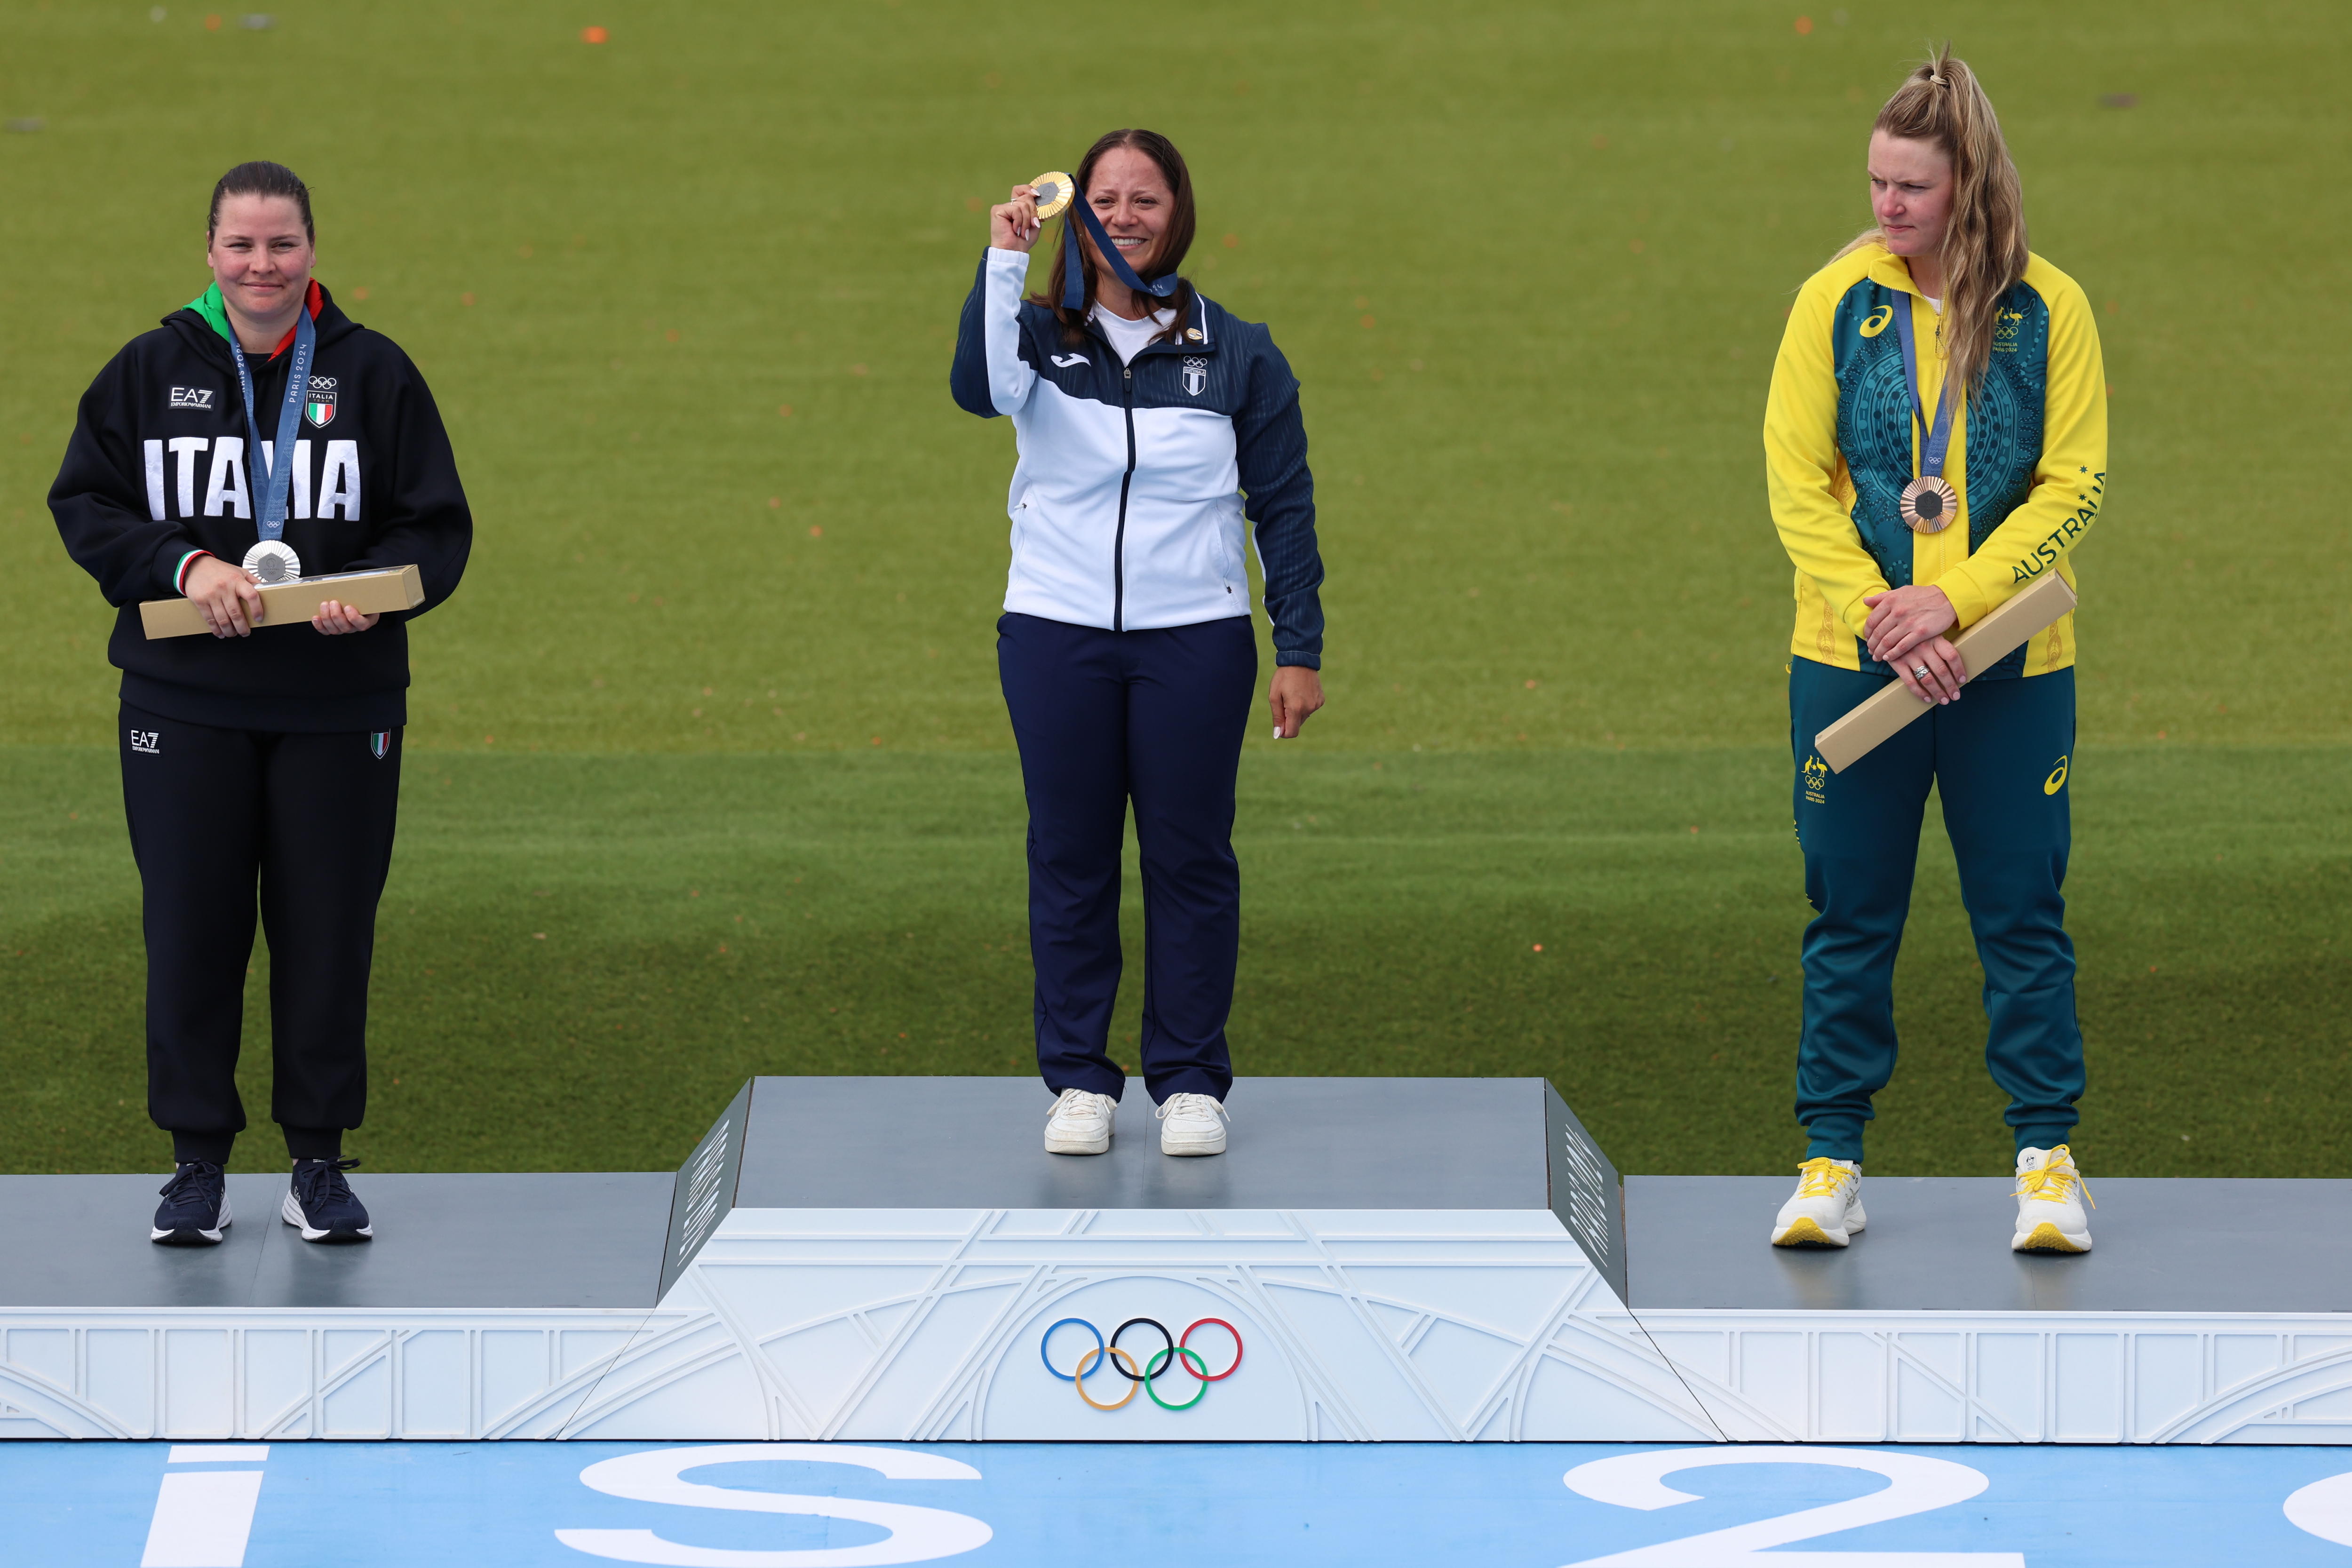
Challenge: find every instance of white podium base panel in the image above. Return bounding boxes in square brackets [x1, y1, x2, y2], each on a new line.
[8, 1080, 2352, 1444]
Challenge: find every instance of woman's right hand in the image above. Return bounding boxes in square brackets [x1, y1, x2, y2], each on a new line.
[183, 554, 265, 638]
[990, 184, 1043, 254]
[1893, 632, 1967, 705]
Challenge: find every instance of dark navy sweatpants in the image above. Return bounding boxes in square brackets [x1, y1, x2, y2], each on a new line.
[119, 702, 402, 1165]
[1790, 658, 2083, 1162]
[998, 612, 1256, 1105]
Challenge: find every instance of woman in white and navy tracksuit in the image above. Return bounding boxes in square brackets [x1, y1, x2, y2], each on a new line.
[951, 129, 1325, 1157]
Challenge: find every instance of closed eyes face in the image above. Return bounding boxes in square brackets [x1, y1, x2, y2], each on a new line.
[1081, 146, 1173, 273]
[1867, 130, 1953, 260]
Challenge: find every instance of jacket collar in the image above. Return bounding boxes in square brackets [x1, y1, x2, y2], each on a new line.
[1081, 289, 1215, 357]
[1863, 244, 1935, 301]
[179, 279, 334, 360]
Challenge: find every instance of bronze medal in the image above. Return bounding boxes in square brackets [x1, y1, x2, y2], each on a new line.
[1898, 475, 1960, 534]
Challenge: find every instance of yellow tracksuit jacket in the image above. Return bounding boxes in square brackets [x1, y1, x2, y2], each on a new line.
[1764, 242, 2107, 677]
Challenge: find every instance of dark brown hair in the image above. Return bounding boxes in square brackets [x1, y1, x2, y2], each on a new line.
[1034, 129, 1196, 347]
[1835, 48, 2027, 389]
[207, 161, 314, 241]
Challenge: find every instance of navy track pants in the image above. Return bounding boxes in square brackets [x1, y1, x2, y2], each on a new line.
[998, 612, 1256, 1105]
[1789, 659, 2083, 1162]
[119, 702, 402, 1164]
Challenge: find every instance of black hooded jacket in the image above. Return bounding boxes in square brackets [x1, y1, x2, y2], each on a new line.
[49, 283, 471, 732]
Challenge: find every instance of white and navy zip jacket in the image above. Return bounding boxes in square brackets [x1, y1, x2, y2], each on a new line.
[950, 247, 1324, 668]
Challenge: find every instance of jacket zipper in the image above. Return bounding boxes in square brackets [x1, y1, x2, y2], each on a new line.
[1113, 362, 1135, 631]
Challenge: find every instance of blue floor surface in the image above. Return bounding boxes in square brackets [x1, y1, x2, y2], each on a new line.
[8, 1440, 2352, 1567]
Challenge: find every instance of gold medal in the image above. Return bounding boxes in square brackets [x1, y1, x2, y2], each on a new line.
[1898, 475, 1960, 533]
[1028, 171, 1074, 221]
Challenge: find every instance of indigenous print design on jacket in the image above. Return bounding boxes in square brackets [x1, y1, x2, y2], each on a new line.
[1764, 243, 2107, 680]
[949, 248, 1325, 668]
[50, 281, 472, 732]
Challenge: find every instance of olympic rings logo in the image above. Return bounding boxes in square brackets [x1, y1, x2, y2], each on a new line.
[1040, 1316, 1243, 1411]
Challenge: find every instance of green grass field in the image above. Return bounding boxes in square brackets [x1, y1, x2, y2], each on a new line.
[1, 0, 2345, 1178]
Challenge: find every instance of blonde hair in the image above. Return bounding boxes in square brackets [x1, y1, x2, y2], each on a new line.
[1836, 47, 2028, 390]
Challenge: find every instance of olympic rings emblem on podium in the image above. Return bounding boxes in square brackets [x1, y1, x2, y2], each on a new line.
[1040, 1316, 1244, 1410]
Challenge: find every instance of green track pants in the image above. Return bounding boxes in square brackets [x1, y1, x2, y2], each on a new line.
[1789, 658, 2084, 1162]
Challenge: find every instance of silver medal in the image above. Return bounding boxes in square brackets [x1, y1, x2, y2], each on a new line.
[241, 539, 303, 584]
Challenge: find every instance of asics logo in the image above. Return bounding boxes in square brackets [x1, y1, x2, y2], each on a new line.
[2043, 755, 2069, 795]
[1859, 304, 1895, 338]
[1049, 352, 1089, 367]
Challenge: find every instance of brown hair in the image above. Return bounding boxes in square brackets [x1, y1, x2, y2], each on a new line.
[207, 160, 314, 241]
[1034, 129, 1196, 347]
[1837, 48, 2027, 389]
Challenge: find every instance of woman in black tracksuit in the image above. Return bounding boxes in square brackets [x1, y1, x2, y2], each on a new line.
[50, 162, 470, 1245]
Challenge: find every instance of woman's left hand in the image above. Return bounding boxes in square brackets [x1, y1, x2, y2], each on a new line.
[1269, 666, 1324, 740]
[1861, 584, 1957, 669]
[311, 599, 380, 635]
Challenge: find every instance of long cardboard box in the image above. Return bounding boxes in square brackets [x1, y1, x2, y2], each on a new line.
[139, 564, 425, 641]
[1814, 570, 2077, 772]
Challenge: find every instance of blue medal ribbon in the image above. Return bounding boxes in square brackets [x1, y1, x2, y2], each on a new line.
[226, 302, 317, 544]
[1890, 291, 1956, 481]
[1060, 184, 1183, 312]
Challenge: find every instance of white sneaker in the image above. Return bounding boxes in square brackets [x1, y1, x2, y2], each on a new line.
[2013, 1145, 2093, 1253]
[1156, 1093, 1228, 1156]
[1043, 1088, 1116, 1155]
[1770, 1157, 1865, 1247]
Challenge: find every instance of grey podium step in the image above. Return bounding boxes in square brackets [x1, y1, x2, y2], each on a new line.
[1626, 1175, 2352, 1314]
[0, 1172, 673, 1310]
[733, 1076, 1553, 1210]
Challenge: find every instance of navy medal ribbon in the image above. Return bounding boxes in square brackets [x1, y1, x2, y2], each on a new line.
[1060, 181, 1184, 312]
[1890, 292, 1961, 534]
[227, 301, 318, 581]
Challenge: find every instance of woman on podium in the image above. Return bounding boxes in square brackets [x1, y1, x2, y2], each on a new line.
[50, 161, 471, 1245]
[951, 129, 1325, 1159]
[1762, 52, 2107, 1254]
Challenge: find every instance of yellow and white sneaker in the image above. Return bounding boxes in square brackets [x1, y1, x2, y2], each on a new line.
[1770, 1157, 1864, 1247]
[2012, 1145, 2093, 1252]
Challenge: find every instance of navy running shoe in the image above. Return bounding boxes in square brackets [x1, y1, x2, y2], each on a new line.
[152, 1161, 231, 1246]
[281, 1157, 373, 1243]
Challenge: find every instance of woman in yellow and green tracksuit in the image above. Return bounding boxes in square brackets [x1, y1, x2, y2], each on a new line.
[1762, 52, 2107, 1253]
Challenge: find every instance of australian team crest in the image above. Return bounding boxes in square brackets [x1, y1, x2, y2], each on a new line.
[1181, 356, 1208, 397]
[305, 376, 338, 429]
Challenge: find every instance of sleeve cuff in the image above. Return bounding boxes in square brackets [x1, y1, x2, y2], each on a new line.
[1934, 566, 1995, 629]
[1275, 651, 1321, 669]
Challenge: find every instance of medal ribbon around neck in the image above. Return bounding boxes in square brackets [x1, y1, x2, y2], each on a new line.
[1890, 291, 1961, 534]
[1059, 177, 1184, 312]
[227, 302, 318, 581]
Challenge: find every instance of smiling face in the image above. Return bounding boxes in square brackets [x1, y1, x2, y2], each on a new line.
[1867, 130, 1954, 261]
[1080, 146, 1174, 279]
[206, 193, 315, 326]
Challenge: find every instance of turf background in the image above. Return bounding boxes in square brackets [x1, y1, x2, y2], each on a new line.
[1, 1, 2344, 1176]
